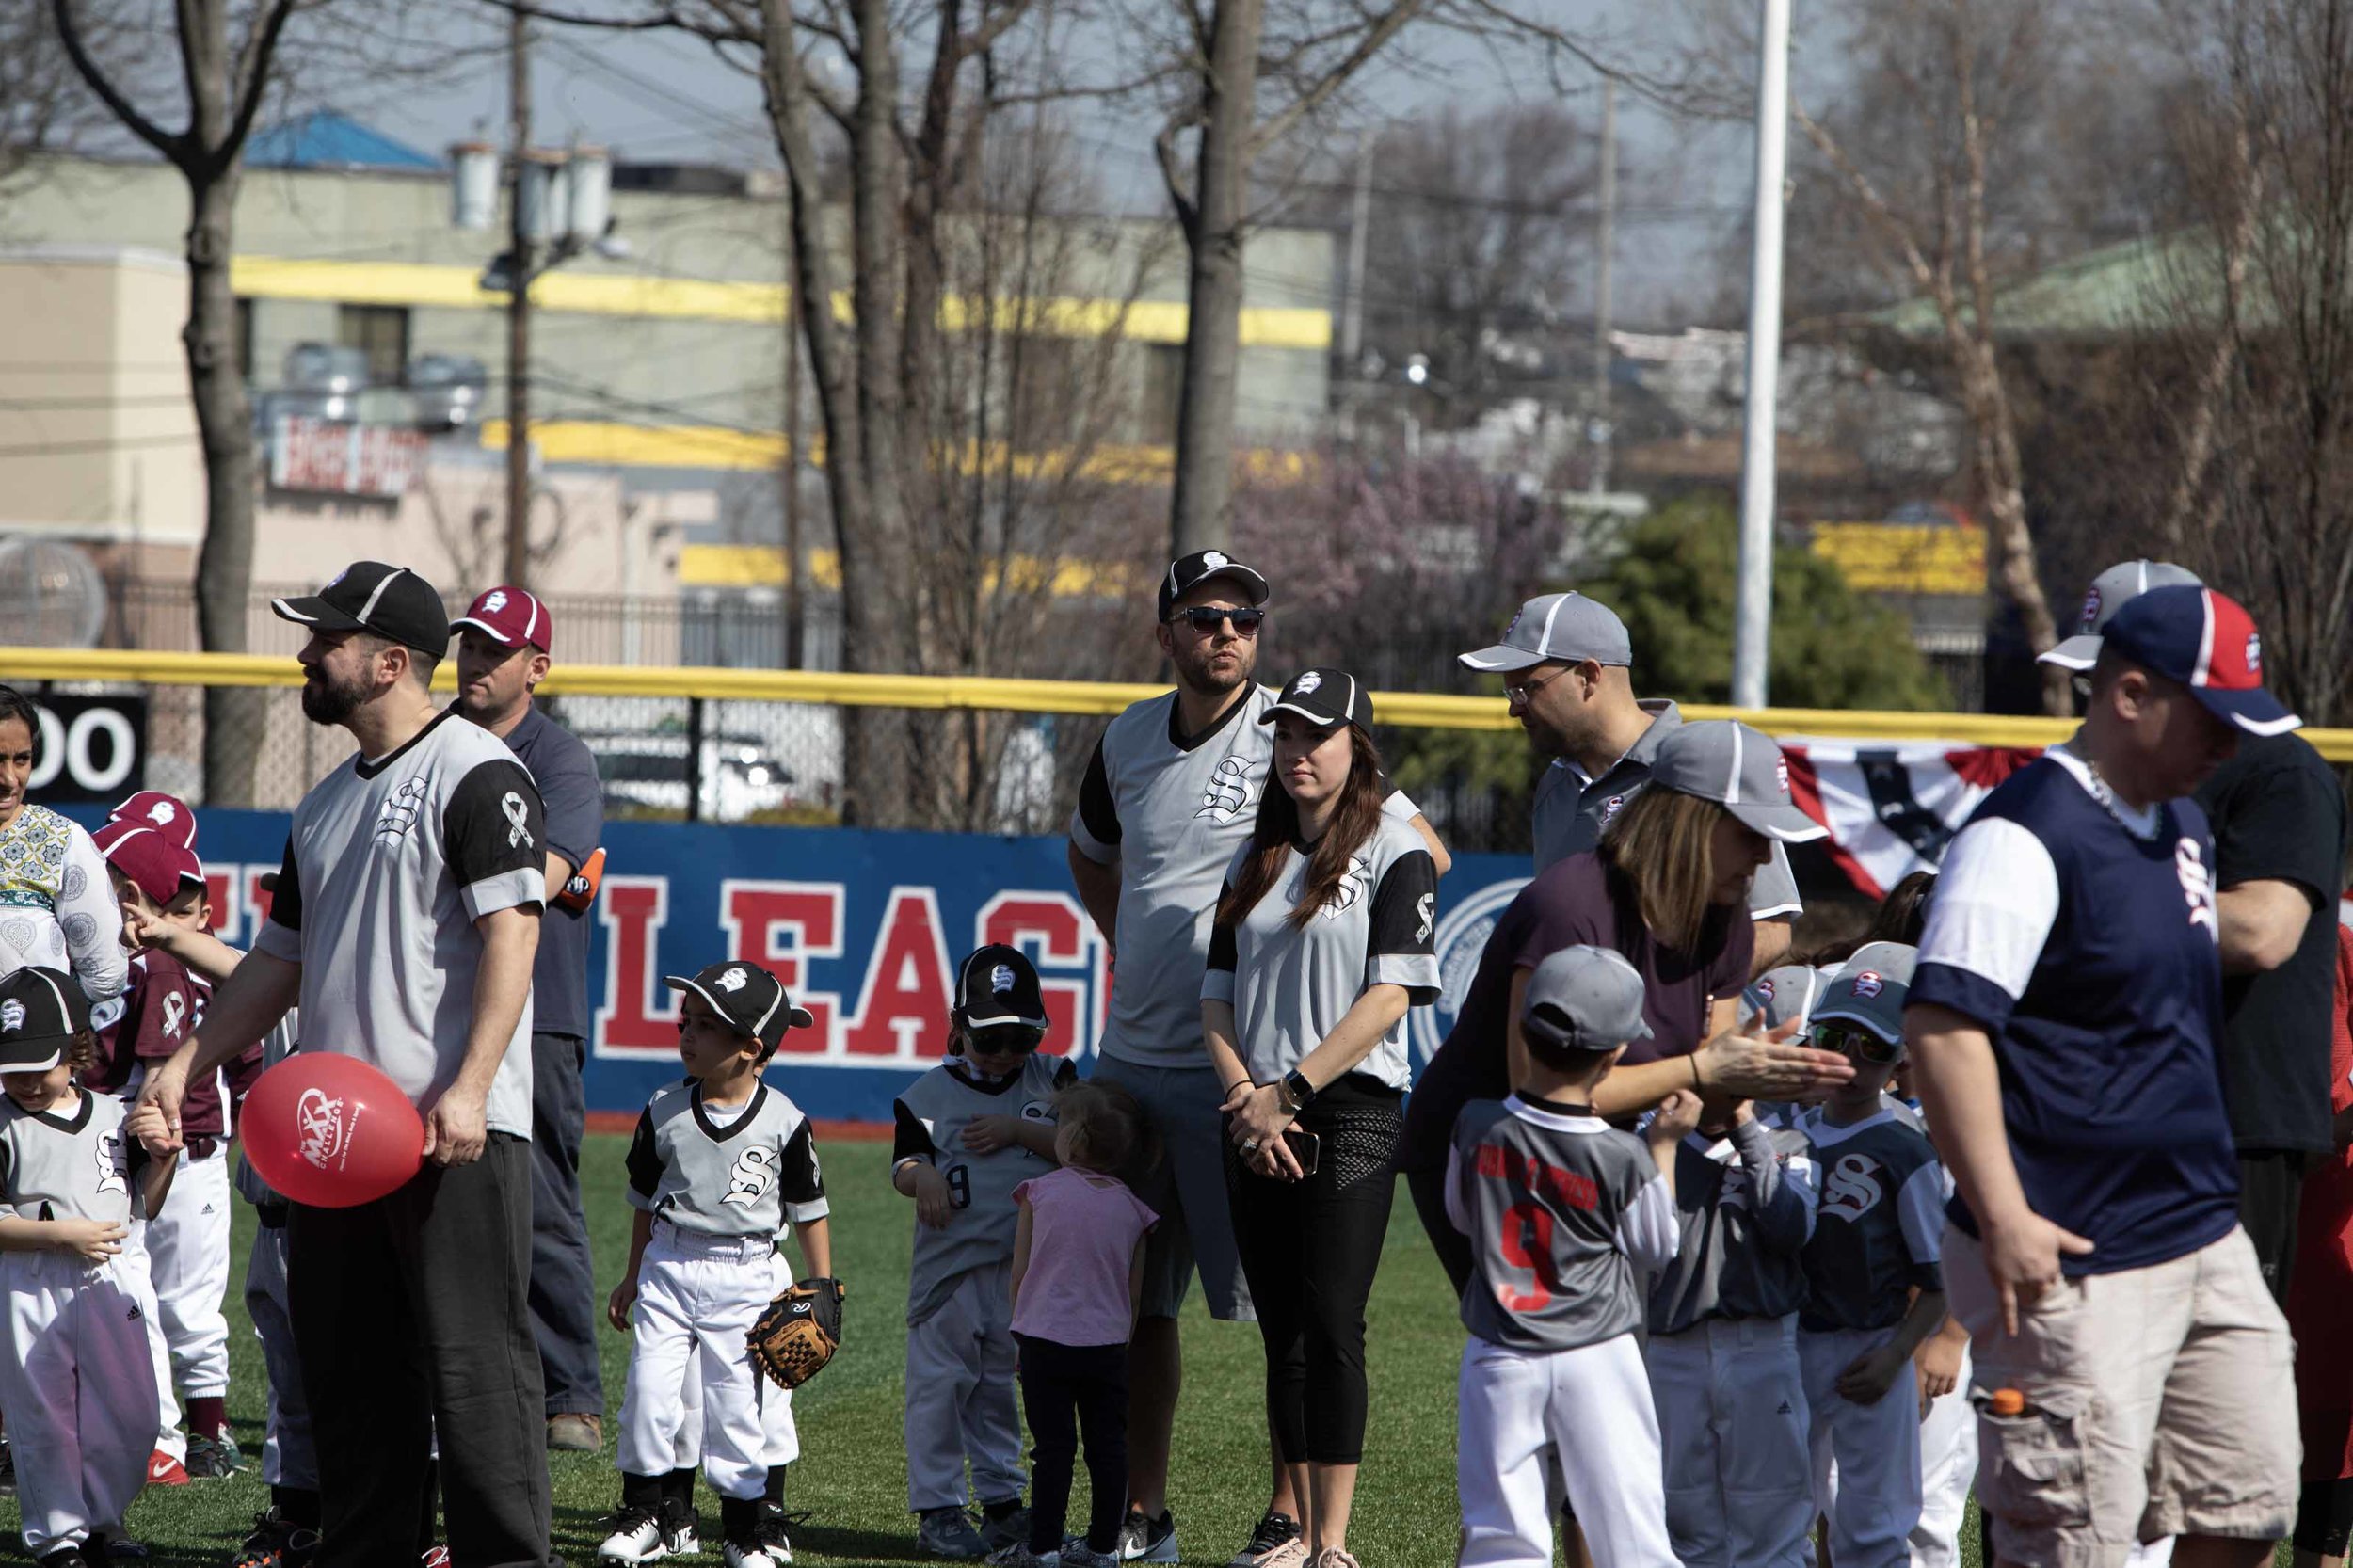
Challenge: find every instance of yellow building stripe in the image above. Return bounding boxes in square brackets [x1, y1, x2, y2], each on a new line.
[8, 647, 2344, 755]
[228, 255, 1332, 348]
[479, 420, 1312, 488]
[677, 545, 1146, 598]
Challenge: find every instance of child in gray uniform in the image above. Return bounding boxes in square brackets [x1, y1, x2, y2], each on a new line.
[0, 966, 177, 1568]
[1795, 943, 1946, 1568]
[600, 960, 836, 1568]
[1447, 946, 1696, 1568]
[891, 945, 1073, 1560]
[1645, 1014, 1820, 1568]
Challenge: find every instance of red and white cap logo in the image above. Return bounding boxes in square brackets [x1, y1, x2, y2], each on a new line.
[1852, 970, 1884, 999]
[454, 585, 552, 653]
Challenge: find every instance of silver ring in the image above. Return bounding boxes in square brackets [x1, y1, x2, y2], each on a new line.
[1241, 1138, 1261, 1155]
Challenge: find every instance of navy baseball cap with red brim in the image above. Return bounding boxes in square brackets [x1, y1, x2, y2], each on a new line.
[2101, 584, 2300, 736]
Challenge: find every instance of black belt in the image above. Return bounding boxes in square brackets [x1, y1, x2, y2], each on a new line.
[184, 1136, 220, 1160]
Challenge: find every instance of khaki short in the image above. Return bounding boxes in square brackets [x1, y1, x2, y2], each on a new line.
[1945, 1224, 2298, 1567]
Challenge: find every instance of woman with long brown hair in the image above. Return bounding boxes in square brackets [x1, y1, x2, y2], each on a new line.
[1402, 720, 1855, 1294]
[1201, 669, 1440, 1568]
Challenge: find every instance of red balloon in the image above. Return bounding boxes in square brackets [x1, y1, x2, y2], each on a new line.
[239, 1052, 424, 1208]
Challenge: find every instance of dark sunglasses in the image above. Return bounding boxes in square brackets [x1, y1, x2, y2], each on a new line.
[963, 1024, 1045, 1056]
[1811, 1022, 1900, 1065]
[1167, 606, 1265, 636]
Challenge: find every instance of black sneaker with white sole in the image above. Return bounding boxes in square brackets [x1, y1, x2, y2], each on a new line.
[1117, 1507, 1178, 1563]
[596, 1504, 668, 1564]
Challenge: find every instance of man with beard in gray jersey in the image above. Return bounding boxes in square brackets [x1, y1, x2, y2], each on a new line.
[1067, 552, 1446, 1567]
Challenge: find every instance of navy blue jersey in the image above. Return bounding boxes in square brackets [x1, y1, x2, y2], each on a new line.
[1913, 753, 2238, 1275]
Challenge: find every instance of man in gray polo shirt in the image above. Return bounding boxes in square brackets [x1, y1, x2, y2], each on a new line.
[147, 560, 555, 1568]
[452, 584, 609, 1453]
[1461, 592, 1801, 970]
[1068, 551, 1446, 1566]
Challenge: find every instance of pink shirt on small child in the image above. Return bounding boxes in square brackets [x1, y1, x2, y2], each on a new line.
[1011, 1165, 1159, 1347]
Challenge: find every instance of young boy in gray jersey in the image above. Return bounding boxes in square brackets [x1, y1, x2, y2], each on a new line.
[0, 966, 178, 1568]
[1645, 1007, 1820, 1568]
[1447, 946, 1697, 1568]
[891, 944, 1074, 1560]
[601, 960, 836, 1568]
[1794, 943, 1946, 1568]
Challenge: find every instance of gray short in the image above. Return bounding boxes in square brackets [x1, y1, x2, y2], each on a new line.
[1089, 1054, 1255, 1322]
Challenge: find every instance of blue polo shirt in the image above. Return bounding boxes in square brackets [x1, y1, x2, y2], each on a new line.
[495, 702, 603, 1041]
[1912, 750, 2239, 1275]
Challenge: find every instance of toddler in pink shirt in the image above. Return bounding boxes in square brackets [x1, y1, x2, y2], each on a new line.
[1003, 1084, 1159, 1568]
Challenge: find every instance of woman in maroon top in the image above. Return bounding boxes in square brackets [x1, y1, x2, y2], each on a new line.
[1403, 720, 1853, 1292]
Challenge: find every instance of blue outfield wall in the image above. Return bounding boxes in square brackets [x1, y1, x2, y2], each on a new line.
[69, 808, 1532, 1125]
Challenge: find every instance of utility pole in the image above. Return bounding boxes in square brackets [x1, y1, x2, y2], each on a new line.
[1732, 0, 1790, 711]
[504, 6, 535, 588]
[1590, 78, 1616, 497]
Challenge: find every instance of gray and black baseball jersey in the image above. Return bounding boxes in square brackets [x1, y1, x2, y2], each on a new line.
[1444, 1095, 1676, 1352]
[893, 1052, 1075, 1324]
[1797, 1107, 1943, 1333]
[0, 1089, 147, 1225]
[1531, 699, 1802, 920]
[626, 1080, 829, 1240]
[1648, 1118, 1819, 1335]
[1071, 685, 1422, 1067]
[253, 711, 546, 1138]
[1203, 813, 1440, 1090]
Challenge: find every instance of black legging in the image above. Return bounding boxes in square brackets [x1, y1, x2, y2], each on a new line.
[2297, 1477, 2353, 1557]
[1015, 1335, 1128, 1556]
[1225, 1088, 1401, 1466]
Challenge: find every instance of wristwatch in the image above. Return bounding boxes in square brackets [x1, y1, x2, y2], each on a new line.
[1278, 1069, 1318, 1114]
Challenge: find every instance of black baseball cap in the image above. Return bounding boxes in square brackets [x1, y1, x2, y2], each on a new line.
[664, 960, 816, 1053]
[1259, 667, 1373, 732]
[0, 966, 88, 1075]
[271, 561, 452, 656]
[1158, 550, 1271, 620]
[953, 943, 1049, 1032]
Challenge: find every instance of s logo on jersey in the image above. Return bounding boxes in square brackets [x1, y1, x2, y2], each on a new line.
[1196, 756, 1261, 825]
[95, 1127, 129, 1196]
[2177, 838, 2218, 939]
[724, 1144, 777, 1208]
[1820, 1153, 1887, 1220]
[1318, 856, 1374, 920]
[374, 776, 430, 844]
[296, 1088, 352, 1171]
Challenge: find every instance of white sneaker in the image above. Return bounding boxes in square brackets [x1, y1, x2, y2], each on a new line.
[599, 1506, 670, 1564]
[664, 1521, 701, 1558]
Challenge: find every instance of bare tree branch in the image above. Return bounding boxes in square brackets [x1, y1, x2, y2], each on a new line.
[49, 0, 187, 164]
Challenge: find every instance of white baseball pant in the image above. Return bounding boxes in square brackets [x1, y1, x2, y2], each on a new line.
[1801, 1326, 1924, 1568]
[142, 1148, 232, 1401]
[904, 1261, 1024, 1512]
[0, 1249, 163, 1554]
[1912, 1342, 1975, 1568]
[676, 1248, 801, 1475]
[1457, 1332, 1678, 1568]
[1647, 1315, 1815, 1568]
[243, 1212, 315, 1490]
[616, 1223, 776, 1501]
[122, 1214, 184, 1464]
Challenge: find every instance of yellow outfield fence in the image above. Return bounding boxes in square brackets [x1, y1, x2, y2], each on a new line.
[8, 646, 2352, 759]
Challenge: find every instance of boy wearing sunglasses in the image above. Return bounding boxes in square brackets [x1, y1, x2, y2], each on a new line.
[1795, 943, 1948, 1568]
[892, 944, 1073, 1560]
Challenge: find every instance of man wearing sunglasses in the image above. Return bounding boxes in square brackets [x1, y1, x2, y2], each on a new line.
[1067, 551, 1447, 1567]
[1460, 592, 1801, 972]
[1908, 586, 2300, 1568]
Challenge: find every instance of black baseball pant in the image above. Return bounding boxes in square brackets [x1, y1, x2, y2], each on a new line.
[1015, 1334, 1129, 1556]
[288, 1133, 554, 1568]
[528, 1032, 603, 1419]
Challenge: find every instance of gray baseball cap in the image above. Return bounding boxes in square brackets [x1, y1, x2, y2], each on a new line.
[1522, 944, 1655, 1053]
[1459, 592, 1633, 674]
[1811, 940, 1918, 1051]
[1648, 720, 1827, 843]
[1741, 963, 1833, 1033]
[2039, 559, 2202, 672]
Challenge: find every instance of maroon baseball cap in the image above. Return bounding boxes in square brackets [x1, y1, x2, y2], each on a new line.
[108, 790, 196, 851]
[95, 824, 204, 906]
[451, 586, 552, 654]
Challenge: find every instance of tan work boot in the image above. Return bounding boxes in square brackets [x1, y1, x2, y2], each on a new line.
[547, 1413, 603, 1452]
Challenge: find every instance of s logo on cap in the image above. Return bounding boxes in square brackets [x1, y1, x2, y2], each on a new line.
[1852, 971, 1884, 999]
[2247, 632, 2263, 675]
[1202, 550, 1228, 570]
[0, 1000, 22, 1033]
[1294, 671, 1322, 695]
[991, 964, 1016, 994]
[1755, 977, 1776, 1000]
[148, 802, 176, 825]
[2080, 585, 2102, 632]
[715, 967, 748, 994]
[1775, 755, 1791, 797]
[485, 589, 509, 613]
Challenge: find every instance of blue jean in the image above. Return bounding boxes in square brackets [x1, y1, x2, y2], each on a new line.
[529, 1032, 603, 1418]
